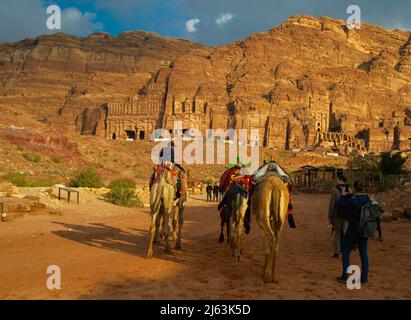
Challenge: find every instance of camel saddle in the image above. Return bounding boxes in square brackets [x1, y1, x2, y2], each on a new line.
[149, 161, 187, 199]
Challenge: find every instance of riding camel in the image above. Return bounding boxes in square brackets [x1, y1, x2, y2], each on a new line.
[251, 175, 289, 283]
[218, 163, 251, 262]
[147, 164, 187, 258]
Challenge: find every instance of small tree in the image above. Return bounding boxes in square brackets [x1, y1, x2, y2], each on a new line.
[380, 152, 408, 175]
[69, 168, 103, 188]
[347, 154, 380, 173]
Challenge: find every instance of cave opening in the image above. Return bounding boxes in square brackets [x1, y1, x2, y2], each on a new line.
[125, 130, 136, 141]
[139, 131, 145, 140]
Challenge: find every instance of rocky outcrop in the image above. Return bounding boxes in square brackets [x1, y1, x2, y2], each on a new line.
[0, 16, 410, 152]
[0, 126, 79, 158]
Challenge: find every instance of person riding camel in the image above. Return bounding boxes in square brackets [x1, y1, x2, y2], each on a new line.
[150, 141, 186, 201]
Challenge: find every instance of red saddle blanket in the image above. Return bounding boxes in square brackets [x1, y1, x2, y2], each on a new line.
[150, 162, 179, 188]
[219, 166, 252, 194]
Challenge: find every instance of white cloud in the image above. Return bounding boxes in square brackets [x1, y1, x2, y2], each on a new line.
[62, 8, 104, 36]
[185, 18, 200, 33]
[0, 1, 103, 42]
[216, 13, 234, 26]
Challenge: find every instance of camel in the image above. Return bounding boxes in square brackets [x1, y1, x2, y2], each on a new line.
[171, 173, 187, 250]
[229, 191, 248, 262]
[218, 193, 247, 261]
[251, 175, 289, 283]
[147, 167, 187, 258]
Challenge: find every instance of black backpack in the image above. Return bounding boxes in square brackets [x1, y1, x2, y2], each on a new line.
[358, 197, 377, 238]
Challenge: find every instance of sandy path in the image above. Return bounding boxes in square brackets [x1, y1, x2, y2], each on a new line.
[0, 193, 410, 300]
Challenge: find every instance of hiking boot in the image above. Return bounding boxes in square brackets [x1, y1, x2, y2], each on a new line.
[332, 253, 339, 258]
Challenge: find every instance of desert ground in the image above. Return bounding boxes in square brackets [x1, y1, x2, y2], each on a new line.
[0, 190, 410, 300]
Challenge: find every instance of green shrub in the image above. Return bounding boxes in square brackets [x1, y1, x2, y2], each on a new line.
[108, 178, 135, 189]
[104, 178, 143, 208]
[2, 172, 55, 187]
[135, 173, 146, 179]
[3, 172, 29, 187]
[22, 151, 41, 163]
[69, 168, 103, 188]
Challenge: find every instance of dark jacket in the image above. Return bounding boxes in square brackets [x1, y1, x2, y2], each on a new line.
[345, 193, 370, 235]
[328, 184, 346, 219]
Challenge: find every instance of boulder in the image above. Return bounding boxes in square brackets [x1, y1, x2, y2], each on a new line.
[381, 213, 395, 223]
[391, 208, 404, 219]
[24, 195, 40, 201]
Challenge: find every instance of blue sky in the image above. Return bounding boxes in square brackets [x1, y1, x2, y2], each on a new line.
[0, 0, 410, 45]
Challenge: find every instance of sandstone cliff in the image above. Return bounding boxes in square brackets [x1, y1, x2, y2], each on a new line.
[0, 15, 410, 152]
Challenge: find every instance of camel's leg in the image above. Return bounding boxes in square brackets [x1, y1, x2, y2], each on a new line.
[147, 212, 159, 258]
[271, 192, 287, 282]
[219, 223, 224, 243]
[236, 204, 245, 262]
[253, 203, 273, 282]
[271, 236, 280, 283]
[171, 206, 178, 241]
[226, 214, 231, 244]
[162, 210, 171, 253]
[175, 202, 185, 250]
[154, 213, 161, 244]
[162, 186, 174, 254]
[259, 215, 275, 283]
[230, 212, 236, 255]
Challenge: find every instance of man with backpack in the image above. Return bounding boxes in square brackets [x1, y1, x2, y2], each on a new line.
[328, 175, 349, 258]
[337, 180, 377, 284]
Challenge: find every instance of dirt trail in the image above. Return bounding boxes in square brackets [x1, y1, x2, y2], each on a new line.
[0, 193, 410, 300]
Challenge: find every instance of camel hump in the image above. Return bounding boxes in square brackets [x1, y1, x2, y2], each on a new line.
[264, 175, 289, 192]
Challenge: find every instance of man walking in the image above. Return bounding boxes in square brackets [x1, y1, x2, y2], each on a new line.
[370, 194, 384, 241]
[328, 175, 348, 258]
[206, 183, 213, 202]
[337, 181, 370, 284]
[213, 184, 220, 202]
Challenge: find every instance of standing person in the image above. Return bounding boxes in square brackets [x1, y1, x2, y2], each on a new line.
[337, 181, 370, 284]
[370, 194, 384, 241]
[328, 175, 348, 258]
[206, 183, 213, 202]
[213, 184, 220, 202]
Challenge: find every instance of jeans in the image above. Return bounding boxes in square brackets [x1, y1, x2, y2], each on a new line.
[333, 217, 348, 254]
[341, 227, 369, 282]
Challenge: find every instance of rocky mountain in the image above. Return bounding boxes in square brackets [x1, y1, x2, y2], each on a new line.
[0, 15, 410, 153]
